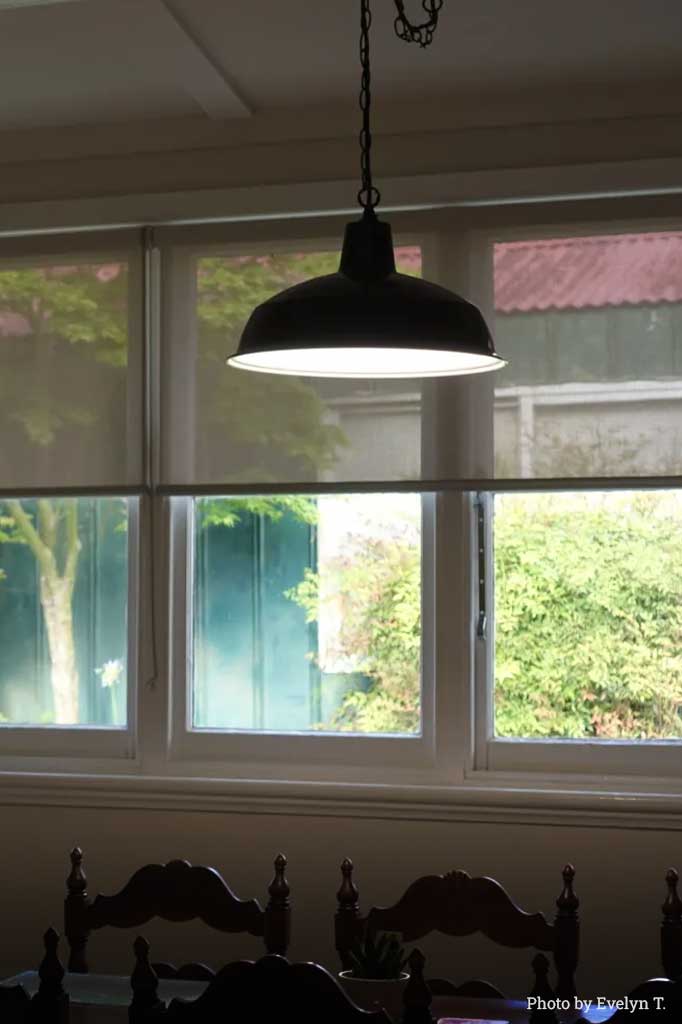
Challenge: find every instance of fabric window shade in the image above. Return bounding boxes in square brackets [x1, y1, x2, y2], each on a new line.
[0, 230, 144, 492]
[157, 215, 493, 493]
[492, 228, 682, 482]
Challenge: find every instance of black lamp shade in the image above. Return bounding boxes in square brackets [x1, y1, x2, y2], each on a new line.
[228, 214, 506, 379]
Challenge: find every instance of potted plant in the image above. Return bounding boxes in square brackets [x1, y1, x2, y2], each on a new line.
[339, 931, 410, 1017]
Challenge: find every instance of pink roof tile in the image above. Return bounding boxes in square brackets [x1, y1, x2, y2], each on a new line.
[494, 232, 682, 313]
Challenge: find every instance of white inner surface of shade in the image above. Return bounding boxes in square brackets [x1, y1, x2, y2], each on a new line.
[228, 347, 505, 378]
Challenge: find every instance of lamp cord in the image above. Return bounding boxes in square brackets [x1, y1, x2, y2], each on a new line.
[357, 0, 444, 214]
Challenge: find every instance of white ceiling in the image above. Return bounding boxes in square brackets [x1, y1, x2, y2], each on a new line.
[1, 0, 682, 133]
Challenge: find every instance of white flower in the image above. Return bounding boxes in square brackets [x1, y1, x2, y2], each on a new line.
[96, 658, 124, 689]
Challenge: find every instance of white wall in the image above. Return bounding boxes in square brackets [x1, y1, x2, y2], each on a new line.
[0, 800, 678, 999]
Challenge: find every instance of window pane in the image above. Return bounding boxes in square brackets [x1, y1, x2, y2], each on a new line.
[163, 242, 482, 487]
[494, 490, 682, 740]
[0, 498, 129, 727]
[493, 232, 682, 478]
[192, 494, 421, 736]
[0, 249, 143, 489]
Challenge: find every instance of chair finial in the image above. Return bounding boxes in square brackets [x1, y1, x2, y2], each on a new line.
[337, 858, 359, 910]
[32, 926, 69, 1022]
[529, 952, 558, 1022]
[67, 847, 87, 896]
[130, 935, 164, 1020]
[402, 948, 432, 1024]
[661, 867, 682, 981]
[663, 868, 681, 917]
[556, 863, 578, 914]
[269, 854, 290, 906]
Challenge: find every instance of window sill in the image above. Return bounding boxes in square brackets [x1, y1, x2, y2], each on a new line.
[0, 768, 681, 831]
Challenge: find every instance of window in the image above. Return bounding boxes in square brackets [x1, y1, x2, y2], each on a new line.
[192, 492, 422, 736]
[161, 223, 449, 777]
[1, 204, 681, 803]
[475, 224, 682, 779]
[0, 233, 142, 761]
[0, 497, 130, 728]
[493, 490, 682, 743]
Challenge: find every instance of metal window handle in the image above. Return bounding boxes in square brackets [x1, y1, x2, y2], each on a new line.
[476, 496, 487, 640]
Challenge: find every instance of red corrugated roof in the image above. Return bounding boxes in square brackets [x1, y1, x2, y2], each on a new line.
[494, 232, 682, 313]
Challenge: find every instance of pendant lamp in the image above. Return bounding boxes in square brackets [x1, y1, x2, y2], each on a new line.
[228, 0, 506, 379]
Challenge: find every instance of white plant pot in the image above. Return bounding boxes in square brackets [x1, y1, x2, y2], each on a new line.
[338, 971, 410, 1018]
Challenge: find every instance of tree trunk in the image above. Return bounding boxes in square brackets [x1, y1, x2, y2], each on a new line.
[40, 571, 79, 725]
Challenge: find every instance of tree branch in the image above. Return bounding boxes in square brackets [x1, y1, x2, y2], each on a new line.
[63, 500, 81, 592]
[6, 499, 55, 578]
[37, 498, 57, 554]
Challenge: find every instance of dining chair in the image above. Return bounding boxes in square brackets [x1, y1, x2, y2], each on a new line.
[128, 936, 417, 1024]
[661, 868, 682, 981]
[0, 983, 29, 1024]
[27, 927, 69, 1024]
[64, 846, 290, 977]
[574, 975, 682, 1024]
[335, 858, 579, 1001]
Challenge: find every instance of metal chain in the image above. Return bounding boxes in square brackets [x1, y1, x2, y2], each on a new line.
[358, 0, 380, 211]
[357, 0, 445, 212]
[394, 0, 444, 47]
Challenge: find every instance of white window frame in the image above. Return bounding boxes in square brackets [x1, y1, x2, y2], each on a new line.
[154, 212, 480, 786]
[0, 192, 680, 813]
[0, 228, 146, 769]
[0, 496, 141, 769]
[165, 493, 452, 785]
[468, 204, 682, 785]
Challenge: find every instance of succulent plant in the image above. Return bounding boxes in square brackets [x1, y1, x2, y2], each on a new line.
[346, 931, 409, 980]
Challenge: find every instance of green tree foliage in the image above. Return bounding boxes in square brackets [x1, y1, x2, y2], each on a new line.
[495, 492, 682, 739]
[196, 254, 345, 480]
[0, 263, 128, 447]
[289, 507, 421, 734]
[291, 491, 682, 741]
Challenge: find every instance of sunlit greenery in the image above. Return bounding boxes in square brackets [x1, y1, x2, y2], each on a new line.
[495, 491, 682, 739]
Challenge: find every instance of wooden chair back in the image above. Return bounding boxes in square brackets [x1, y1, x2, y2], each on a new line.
[27, 927, 69, 1024]
[129, 939, 399, 1024]
[335, 859, 578, 1000]
[575, 976, 682, 1024]
[64, 847, 290, 976]
[662, 868, 682, 981]
[0, 984, 29, 1024]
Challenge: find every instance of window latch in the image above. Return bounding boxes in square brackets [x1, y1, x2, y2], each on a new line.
[476, 496, 487, 640]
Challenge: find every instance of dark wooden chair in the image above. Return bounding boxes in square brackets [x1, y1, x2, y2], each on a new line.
[1, 928, 70, 1024]
[335, 859, 579, 1001]
[128, 936, 433, 1024]
[64, 847, 290, 978]
[0, 984, 29, 1024]
[661, 868, 682, 981]
[575, 976, 682, 1024]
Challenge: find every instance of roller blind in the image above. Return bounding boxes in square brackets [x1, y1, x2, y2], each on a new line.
[0, 230, 144, 492]
[491, 225, 682, 482]
[157, 215, 493, 492]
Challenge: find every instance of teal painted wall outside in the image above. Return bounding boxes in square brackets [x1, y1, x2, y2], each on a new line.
[193, 508, 322, 732]
[0, 499, 128, 725]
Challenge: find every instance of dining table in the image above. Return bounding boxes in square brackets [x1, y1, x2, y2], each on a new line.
[1, 970, 618, 1023]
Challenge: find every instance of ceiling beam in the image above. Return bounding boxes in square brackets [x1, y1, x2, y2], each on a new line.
[0, 0, 251, 120]
[156, 0, 251, 120]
